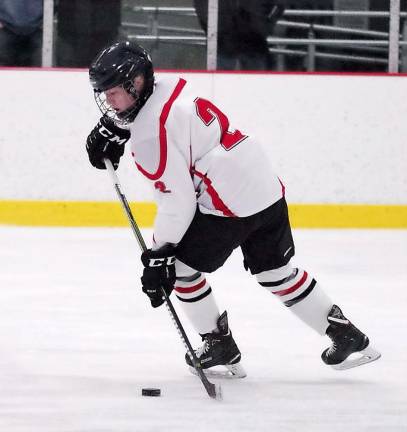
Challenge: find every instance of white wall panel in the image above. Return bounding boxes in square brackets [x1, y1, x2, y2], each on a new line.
[0, 70, 405, 204]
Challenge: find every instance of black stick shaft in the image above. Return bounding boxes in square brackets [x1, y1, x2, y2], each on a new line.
[104, 159, 221, 400]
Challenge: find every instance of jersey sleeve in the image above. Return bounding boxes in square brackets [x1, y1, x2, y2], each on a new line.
[152, 144, 196, 248]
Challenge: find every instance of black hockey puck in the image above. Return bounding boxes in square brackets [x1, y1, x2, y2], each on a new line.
[142, 388, 161, 397]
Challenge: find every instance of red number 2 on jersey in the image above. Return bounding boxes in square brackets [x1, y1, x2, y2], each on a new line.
[194, 97, 248, 150]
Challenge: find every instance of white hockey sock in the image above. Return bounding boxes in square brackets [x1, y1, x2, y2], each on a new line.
[174, 272, 220, 335]
[256, 263, 333, 335]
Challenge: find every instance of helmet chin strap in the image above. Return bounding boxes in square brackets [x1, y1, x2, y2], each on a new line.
[117, 104, 138, 122]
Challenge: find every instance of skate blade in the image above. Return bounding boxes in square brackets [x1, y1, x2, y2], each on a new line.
[189, 362, 247, 379]
[331, 346, 381, 371]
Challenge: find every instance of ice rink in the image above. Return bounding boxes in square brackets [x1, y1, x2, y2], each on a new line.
[0, 226, 406, 432]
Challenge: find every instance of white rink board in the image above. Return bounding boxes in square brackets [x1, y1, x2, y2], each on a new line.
[0, 69, 406, 204]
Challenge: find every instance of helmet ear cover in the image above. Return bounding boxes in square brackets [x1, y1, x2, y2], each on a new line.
[89, 41, 155, 124]
[123, 79, 138, 99]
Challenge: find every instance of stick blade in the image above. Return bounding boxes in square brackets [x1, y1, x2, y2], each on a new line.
[206, 382, 223, 400]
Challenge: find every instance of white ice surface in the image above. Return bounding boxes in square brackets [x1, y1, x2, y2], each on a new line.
[0, 227, 406, 432]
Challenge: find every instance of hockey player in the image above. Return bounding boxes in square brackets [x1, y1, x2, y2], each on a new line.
[85, 41, 380, 377]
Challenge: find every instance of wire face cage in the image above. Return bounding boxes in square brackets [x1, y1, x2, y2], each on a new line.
[93, 83, 142, 127]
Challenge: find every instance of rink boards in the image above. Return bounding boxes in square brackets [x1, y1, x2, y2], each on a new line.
[0, 69, 406, 228]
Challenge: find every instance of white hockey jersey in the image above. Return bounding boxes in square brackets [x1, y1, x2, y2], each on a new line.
[129, 76, 284, 248]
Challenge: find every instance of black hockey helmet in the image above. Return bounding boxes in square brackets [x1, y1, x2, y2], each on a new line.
[89, 40, 155, 124]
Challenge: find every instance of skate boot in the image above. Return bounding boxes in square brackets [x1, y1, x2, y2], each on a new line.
[185, 311, 246, 378]
[321, 305, 381, 370]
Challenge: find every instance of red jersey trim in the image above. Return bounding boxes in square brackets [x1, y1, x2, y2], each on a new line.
[192, 169, 236, 217]
[278, 177, 285, 197]
[136, 78, 187, 180]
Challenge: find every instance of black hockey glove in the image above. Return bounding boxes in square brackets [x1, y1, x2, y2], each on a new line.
[141, 246, 176, 308]
[86, 116, 130, 170]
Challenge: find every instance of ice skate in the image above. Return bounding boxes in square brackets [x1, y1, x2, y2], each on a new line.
[322, 305, 381, 370]
[185, 311, 247, 379]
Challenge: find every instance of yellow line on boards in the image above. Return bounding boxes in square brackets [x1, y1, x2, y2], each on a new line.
[0, 201, 157, 227]
[0, 201, 406, 228]
[288, 204, 407, 228]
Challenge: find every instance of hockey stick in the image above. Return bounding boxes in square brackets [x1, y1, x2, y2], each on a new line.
[104, 158, 222, 401]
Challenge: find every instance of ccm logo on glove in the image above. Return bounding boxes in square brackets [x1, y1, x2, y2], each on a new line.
[98, 124, 129, 145]
[147, 256, 176, 267]
[86, 116, 130, 170]
[141, 246, 176, 308]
